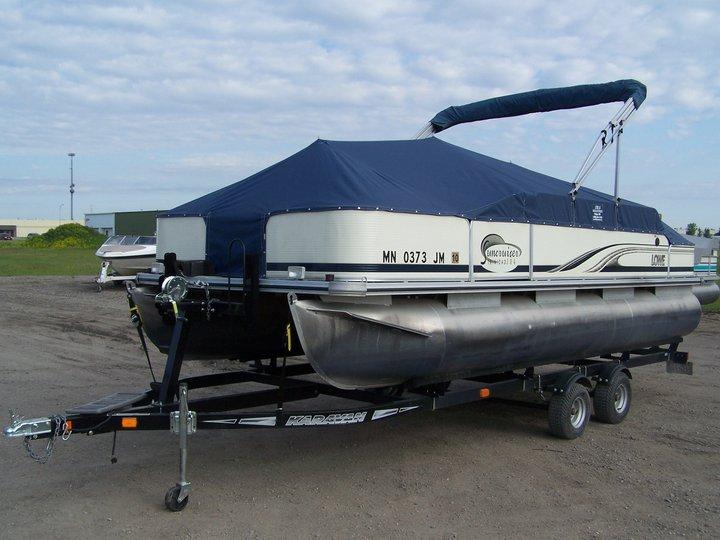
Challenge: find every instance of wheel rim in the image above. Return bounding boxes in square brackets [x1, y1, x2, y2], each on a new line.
[570, 396, 587, 428]
[613, 384, 628, 413]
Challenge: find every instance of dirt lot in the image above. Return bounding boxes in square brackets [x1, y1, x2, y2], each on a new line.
[1, 276, 718, 538]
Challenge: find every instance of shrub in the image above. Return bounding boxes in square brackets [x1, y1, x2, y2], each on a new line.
[25, 223, 106, 249]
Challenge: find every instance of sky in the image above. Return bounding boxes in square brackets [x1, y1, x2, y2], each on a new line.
[0, 0, 718, 228]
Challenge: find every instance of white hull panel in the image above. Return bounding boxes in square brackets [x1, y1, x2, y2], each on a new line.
[266, 210, 693, 282]
[267, 210, 469, 280]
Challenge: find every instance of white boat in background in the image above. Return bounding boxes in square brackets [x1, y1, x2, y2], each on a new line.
[95, 235, 156, 286]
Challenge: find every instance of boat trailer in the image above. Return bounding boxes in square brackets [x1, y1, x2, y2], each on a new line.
[4, 295, 694, 512]
[95, 260, 137, 291]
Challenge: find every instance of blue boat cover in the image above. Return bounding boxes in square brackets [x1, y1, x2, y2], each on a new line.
[161, 137, 680, 275]
[431, 80, 646, 133]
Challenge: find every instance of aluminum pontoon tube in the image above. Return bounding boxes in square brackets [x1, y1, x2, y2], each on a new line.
[692, 282, 720, 305]
[289, 289, 701, 390]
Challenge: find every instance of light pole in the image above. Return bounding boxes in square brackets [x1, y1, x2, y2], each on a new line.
[59, 203, 64, 224]
[68, 152, 76, 220]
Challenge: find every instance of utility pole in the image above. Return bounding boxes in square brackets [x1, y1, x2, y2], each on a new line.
[68, 152, 76, 220]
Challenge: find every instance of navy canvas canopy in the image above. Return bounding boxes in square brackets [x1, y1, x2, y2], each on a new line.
[430, 80, 647, 133]
[161, 137, 679, 275]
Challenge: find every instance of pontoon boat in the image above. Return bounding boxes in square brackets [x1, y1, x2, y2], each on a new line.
[131, 79, 718, 389]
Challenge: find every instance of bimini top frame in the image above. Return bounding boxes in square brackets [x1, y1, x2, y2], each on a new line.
[415, 79, 646, 204]
[569, 98, 637, 200]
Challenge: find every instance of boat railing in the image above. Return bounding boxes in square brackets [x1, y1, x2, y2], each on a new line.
[696, 253, 718, 276]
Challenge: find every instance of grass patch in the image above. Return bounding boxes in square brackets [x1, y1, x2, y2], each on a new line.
[0, 238, 27, 248]
[703, 298, 720, 313]
[0, 248, 99, 276]
[702, 280, 720, 314]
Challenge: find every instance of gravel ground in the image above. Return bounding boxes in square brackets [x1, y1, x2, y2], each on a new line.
[0, 276, 718, 539]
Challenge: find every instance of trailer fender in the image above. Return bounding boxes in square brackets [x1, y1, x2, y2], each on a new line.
[548, 371, 592, 396]
[595, 364, 632, 386]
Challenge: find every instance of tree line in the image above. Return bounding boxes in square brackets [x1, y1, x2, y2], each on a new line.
[685, 223, 716, 238]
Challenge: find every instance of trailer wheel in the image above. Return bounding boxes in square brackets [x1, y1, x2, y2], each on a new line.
[164, 485, 189, 512]
[593, 372, 631, 424]
[548, 383, 591, 439]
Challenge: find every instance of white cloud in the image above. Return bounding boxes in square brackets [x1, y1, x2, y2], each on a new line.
[0, 0, 718, 224]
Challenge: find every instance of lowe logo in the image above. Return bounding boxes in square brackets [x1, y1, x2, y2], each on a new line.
[285, 412, 367, 426]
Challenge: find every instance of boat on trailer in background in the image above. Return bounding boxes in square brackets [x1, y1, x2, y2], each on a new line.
[94, 234, 157, 289]
[6, 80, 719, 511]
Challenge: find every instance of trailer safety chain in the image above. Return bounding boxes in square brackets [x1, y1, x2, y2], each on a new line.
[23, 414, 69, 464]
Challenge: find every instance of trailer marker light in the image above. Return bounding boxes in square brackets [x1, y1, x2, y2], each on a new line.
[479, 388, 490, 398]
[65, 420, 73, 431]
[121, 417, 138, 429]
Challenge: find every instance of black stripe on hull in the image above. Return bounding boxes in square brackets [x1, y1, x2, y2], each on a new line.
[267, 263, 468, 273]
[600, 266, 693, 273]
[473, 265, 556, 273]
[267, 262, 693, 274]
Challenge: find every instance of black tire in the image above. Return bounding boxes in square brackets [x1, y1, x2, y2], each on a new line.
[164, 485, 189, 512]
[593, 372, 631, 424]
[548, 383, 591, 439]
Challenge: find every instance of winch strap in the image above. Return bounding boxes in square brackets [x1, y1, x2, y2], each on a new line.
[128, 296, 157, 383]
[136, 322, 156, 383]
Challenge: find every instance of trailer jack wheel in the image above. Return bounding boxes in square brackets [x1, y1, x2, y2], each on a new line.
[165, 484, 189, 512]
[593, 372, 631, 424]
[548, 383, 591, 439]
[165, 383, 194, 512]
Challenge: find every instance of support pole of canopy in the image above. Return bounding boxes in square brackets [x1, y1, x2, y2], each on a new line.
[613, 124, 622, 201]
[569, 98, 636, 199]
[528, 224, 534, 280]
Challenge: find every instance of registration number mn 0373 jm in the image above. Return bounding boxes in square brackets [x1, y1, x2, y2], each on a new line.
[382, 250, 457, 264]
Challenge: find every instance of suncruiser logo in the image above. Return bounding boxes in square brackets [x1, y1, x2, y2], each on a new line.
[480, 234, 522, 273]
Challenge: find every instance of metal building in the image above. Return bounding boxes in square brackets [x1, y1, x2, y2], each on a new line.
[85, 210, 165, 236]
[0, 219, 82, 238]
[84, 213, 115, 236]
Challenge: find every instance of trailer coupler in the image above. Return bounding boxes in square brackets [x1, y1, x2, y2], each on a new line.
[4, 413, 70, 464]
[3, 415, 54, 438]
